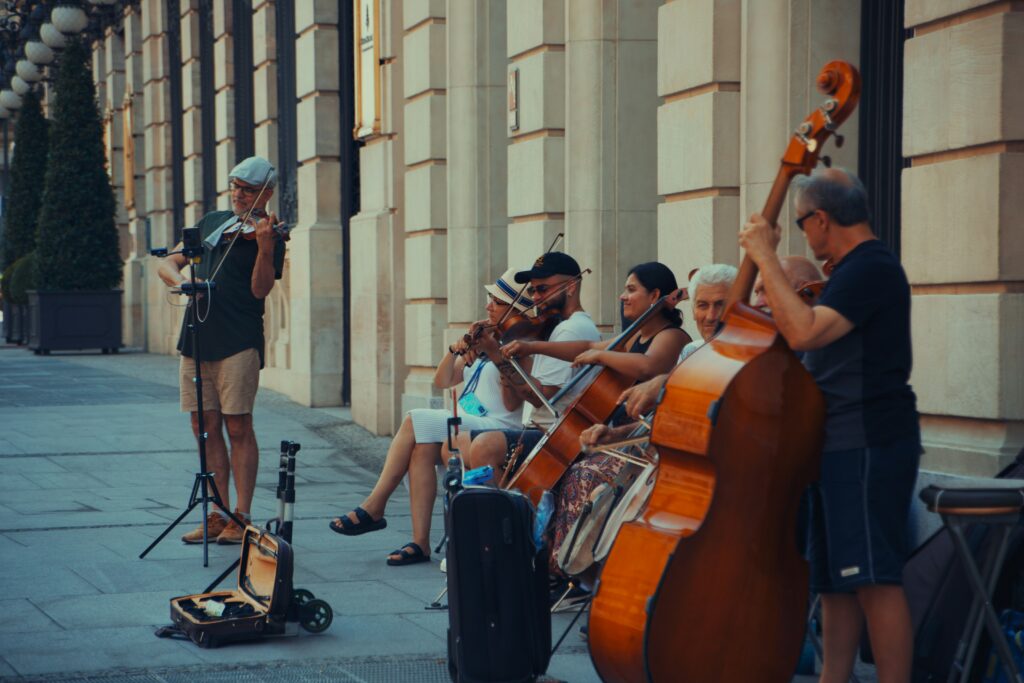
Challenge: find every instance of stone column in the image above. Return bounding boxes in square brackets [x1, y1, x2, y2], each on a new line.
[506, 0, 565, 270]
[97, 28, 133, 344]
[213, 1, 235, 207]
[901, 2, 1024, 473]
[564, 0, 658, 329]
[739, 0, 860, 257]
[656, 0, 741, 340]
[253, 1, 278, 170]
[446, 0, 507, 362]
[400, 0, 447, 413]
[180, 0, 204, 227]
[123, 7, 148, 349]
[350, 0, 407, 434]
[141, 0, 182, 353]
[264, 1, 345, 406]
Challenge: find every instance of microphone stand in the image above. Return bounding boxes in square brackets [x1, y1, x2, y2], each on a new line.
[139, 242, 246, 567]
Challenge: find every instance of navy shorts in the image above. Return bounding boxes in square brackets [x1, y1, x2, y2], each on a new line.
[807, 433, 921, 593]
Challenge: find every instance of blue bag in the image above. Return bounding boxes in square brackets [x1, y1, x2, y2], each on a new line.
[981, 609, 1024, 683]
[457, 360, 488, 417]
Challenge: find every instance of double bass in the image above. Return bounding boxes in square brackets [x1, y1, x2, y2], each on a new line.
[588, 61, 861, 682]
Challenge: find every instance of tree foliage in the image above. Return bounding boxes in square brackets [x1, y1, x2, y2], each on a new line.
[35, 39, 122, 291]
[1, 90, 49, 270]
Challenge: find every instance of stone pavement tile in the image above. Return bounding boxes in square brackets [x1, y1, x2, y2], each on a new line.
[298, 546, 442, 584]
[22, 471, 113, 490]
[0, 598, 61, 633]
[52, 452, 175, 473]
[288, 579, 435, 616]
[0, 625, 204, 675]
[0, 473, 41, 491]
[0, 438, 26, 455]
[548, 650, 601, 682]
[0, 456, 67, 474]
[0, 508, 172, 532]
[0, 658, 16, 676]
[34, 590, 183, 629]
[182, 614, 446, 666]
[69, 558, 242, 596]
[0, 569, 101, 601]
[381, 576, 448, 606]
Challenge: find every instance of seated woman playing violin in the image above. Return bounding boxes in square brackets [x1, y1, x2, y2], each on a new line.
[327, 269, 530, 566]
[501, 262, 690, 582]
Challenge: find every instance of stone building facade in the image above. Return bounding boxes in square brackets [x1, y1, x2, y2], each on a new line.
[90, 0, 1021, 476]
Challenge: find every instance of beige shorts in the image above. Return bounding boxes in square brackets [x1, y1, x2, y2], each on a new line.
[179, 348, 260, 415]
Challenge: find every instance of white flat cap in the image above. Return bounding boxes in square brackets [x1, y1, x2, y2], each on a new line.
[228, 155, 277, 189]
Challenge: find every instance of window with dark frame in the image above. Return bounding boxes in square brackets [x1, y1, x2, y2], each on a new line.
[167, 1, 185, 241]
[199, 0, 216, 214]
[858, 0, 909, 256]
[274, 0, 298, 225]
[233, 0, 255, 162]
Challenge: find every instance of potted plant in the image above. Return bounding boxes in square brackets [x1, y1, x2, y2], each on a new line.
[1, 90, 49, 344]
[29, 39, 123, 354]
[4, 253, 35, 344]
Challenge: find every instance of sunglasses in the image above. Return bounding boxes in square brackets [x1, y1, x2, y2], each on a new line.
[795, 210, 817, 231]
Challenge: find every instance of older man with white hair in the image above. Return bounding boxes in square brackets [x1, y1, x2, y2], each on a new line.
[157, 156, 287, 545]
[678, 263, 738, 362]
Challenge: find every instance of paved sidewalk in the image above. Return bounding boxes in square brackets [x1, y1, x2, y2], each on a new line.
[0, 346, 596, 682]
[0, 344, 869, 682]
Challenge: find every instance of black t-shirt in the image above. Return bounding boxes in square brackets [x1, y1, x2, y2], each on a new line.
[176, 210, 286, 367]
[801, 239, 919, 452]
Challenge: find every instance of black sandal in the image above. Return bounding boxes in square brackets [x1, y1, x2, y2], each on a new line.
[386, 542, 430, 566]
[328, 506, 387, 536]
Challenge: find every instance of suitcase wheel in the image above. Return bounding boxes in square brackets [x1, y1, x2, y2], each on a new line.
[299, 598, 333, 633]
[293, 588, 315, 605]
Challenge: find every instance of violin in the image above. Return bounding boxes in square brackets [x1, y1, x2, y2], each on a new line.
[588, 61, 860, 683]
[797, 279, 826, 304]
[222, 208, 292, 243]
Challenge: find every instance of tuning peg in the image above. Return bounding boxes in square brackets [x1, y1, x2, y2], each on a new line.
[821, 155, 832, 168]
[833, 133, 844, 148]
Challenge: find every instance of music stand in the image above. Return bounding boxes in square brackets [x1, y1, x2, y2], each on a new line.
[140, 234, 246, 567]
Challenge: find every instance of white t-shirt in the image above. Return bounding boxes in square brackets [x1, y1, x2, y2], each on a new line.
[524, 311, 601, 424]
[679, 339, 703, 364]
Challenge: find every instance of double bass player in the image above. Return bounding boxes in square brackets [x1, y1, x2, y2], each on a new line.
[740, 167, 920, 683]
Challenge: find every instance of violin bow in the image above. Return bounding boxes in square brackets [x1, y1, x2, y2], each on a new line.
[495, 232, 565, 328]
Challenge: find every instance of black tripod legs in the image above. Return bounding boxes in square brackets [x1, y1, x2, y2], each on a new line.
[139, 471, 245, 567]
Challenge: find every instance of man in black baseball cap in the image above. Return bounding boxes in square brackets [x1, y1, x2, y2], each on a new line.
[513, 251, 582, 283]
[466, 250, 599, 485]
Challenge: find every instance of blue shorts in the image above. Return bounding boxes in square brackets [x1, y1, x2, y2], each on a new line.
[807, 434, 921, 593]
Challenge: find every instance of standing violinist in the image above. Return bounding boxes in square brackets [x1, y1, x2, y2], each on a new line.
[157, 155, 287, 545]
[464, 252, 601, 471]
[327, 269, 530, 566]
[739, 167, 919, 683]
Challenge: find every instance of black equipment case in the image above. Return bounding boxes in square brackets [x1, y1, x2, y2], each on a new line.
[446, 486, 551, 683]
[169, 525, 294, 647]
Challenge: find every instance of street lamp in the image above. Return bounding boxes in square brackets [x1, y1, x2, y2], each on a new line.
[39, 22, 68, 49]
[51, 2, 90, 35]
[15, 59, 43, 82]
[10, 75, 30, 95]
[0, 89, 23, 110]
[25, 39, 55, 65]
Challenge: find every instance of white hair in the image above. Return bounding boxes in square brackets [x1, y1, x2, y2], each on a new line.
[688, 264, 737, 297]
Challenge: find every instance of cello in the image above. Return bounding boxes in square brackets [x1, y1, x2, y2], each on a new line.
[588, 61, 861, 683]
[501, 289, 690, 506]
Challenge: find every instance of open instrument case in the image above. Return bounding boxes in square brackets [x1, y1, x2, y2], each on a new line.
[168, 525, 297, 647]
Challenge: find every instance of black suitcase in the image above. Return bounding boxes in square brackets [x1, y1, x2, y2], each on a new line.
[169, 525, 294, 647]
[446, 487, 551, 683]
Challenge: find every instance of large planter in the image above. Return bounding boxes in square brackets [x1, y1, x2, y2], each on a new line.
[27, 290, 122, 354]
[3, 300, 26, 344]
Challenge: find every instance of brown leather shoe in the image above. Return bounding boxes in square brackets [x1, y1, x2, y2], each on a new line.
[216, 512, 250, 545]
[181, 512, 228, 544]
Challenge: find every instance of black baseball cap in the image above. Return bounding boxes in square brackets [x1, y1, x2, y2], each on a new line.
[514, 251, 582, 283]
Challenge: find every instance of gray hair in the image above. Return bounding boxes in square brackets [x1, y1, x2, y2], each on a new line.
[792, 167, 870, 227]
[688, 263, 737, 298]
